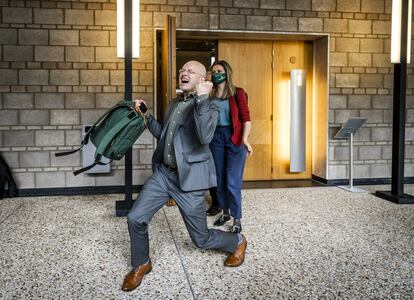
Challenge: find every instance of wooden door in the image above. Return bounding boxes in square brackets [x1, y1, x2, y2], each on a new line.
[218, 41, 273, 180]
[160, 15, 176, 120]
[272, 41, 313, 179]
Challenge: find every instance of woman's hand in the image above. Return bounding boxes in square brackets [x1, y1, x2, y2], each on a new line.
[134, 98, 147, 116]
[243, 139, 253, 157]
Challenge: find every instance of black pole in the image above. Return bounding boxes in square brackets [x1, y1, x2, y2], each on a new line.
[375, 0, 414, 204]
[116, 0, 134, 216]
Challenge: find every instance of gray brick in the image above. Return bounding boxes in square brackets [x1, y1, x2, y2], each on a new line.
[2, 152, 19, 168]
[328, 165, 346, 179]
[95, 47, 117, 62]
[65, 171, 95, 187]
[3, 46, 33, 62]
[19, 29, 48, 45]
[408, 75, 414, 89]
[210, 14, 219, 29]
[13, 172, 35, 188]
[405, 145, 414, 158]
[383, 110, 393, 123]
[182, 13, 209, 28]
[36, 172, 65, 188]
[361, 0, 384, 13]
[95, 10, 116, 26]
[4, 130, 34, 146]
[260, 0, 284, 9]
[349, 20, 371, 34]
[354, 127, 370, 142]
[19, 70, 49, 85]
[334, 109, 359, 123]
[220, 15, 246, 30]
[81, 109, 107, 124]
[66, 93, 95, 108]
[34, 8, 63, 24]
[0, 111, 18, 125]
[334, 146, 358, 160]
[233, 0, 259, 7]
[336, 74, 359, 88]
[354, 164, 370, 178]
[35, 93, 65, 108]
[4, 93, 33, 109]
[361, 39, 383, 53]
[66, 130, 82, 145]
[360, 109, 383, 123]
[382, 145, 392, 159]
[35, 130, 64, 146]
[80, 30, 109, 46]
[406, 128, 414, 141]
[35, 46, 64, 62]
[65, 9, 94, 25]
[359, 146, 381, 160]
[95, 93, 123, 108]
[329, 95, 347, 109]
[135, 130, 154, 145]
[0, 70, 18, 85]
[0, 29, 17, 44]
[349, 53, 371, 67]
[50, 30, 79, 46]
[2, 7, 32, 23]
[360, 74, 383, 88]
[373, 21, 390, 34]
[348, 95, 371, 108]
[312, 0, 335, 11]
[337, 0, 361, 12]
[373, 54, 392, 68]
[299, 18, 323, 32]
[372, 127, 392, 141]
[372, 95, 392, 109]
[370, 164, 391, 178]
[324, 19, 348, 33]
[404, 164, 414, 176]
[330, 52, 347, 66]
[66, 47, 94, 62]
[287, 0, 311, 10]
[110, 70, 139, 86]
[80, 70, 109, 85]
[50, 70, 79, 85]
[153, 12, 181, 27]
[273, 17, 298, 31]
[95, 170, 124, 186]
[133, 169, 153, 185]
[336, 38, 359, 52]
[20, 110, 49, 125]
[50, 110, 79, 125]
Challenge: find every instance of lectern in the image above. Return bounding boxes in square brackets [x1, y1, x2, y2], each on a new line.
[334, 117, 367, 193]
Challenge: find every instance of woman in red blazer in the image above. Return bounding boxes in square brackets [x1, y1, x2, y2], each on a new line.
[208, 60, 252, 233]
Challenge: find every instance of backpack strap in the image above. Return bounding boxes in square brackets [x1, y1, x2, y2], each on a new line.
[73, 155, 112, 176]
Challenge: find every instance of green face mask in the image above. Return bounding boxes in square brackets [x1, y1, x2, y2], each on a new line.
[212, 72, 227, 84]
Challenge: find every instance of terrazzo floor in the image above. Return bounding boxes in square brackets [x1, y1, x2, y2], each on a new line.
[0, 185, 413, 299]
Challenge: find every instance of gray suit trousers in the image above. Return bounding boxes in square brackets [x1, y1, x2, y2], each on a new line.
[127, 163, 239, 267]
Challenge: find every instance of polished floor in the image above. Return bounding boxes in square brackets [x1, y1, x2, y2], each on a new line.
[0, 185, 413, 299]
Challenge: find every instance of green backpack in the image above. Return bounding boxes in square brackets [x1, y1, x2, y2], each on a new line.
[55, 100, 147, 175]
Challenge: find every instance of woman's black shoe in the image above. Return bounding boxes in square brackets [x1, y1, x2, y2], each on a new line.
[206, 206, 221, 216]
[214, 214, 231, 226]
[230, 225, 242, 233]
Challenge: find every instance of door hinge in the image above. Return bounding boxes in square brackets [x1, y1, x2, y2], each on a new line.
[270, 114, 273, 121]
[272, 48, 275, 69]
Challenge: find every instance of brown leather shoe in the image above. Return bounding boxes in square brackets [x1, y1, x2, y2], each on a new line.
[121, 260, 152, 292]
[224, 235, 247, 267]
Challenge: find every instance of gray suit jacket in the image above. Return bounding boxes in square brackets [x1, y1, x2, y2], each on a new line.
[146, 94, 219, 192]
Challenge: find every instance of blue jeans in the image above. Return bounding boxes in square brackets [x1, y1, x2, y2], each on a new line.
[210, 126, 246, 219]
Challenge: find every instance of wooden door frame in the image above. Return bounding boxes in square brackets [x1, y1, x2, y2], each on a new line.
[153, 28, 330, 181]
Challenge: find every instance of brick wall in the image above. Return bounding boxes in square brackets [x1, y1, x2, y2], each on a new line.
[0, 0, 413, 189]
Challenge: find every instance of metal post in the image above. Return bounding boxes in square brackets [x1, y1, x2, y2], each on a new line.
[376, 0, 414, 204]
[349, 132, 353, 189]
[116, 0, 135, 216]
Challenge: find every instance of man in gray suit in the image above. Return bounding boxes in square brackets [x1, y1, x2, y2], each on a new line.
[121, 60, 247, 292]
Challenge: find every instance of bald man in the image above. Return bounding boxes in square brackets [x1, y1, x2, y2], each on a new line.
[122, 61, 247, 292]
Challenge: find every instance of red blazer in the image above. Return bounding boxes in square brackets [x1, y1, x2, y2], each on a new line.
[229, 87, 251, 146]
